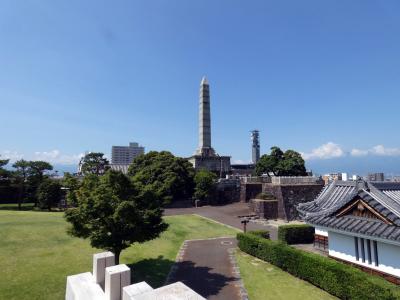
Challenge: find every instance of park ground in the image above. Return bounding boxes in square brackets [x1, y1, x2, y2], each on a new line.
[0, 206, 335, 300]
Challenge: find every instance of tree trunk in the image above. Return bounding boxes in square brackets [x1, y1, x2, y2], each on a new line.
[18, 183, 23, 211]
[114, 249, 121, 265]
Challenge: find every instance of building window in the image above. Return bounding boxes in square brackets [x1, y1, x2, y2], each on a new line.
[366, 239, 372, 264]
[354, 237, 359, 260]
[373, 241, 379, 267]
[360, 238, 365, 263]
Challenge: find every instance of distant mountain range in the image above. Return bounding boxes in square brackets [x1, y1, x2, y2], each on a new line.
[306, 156, 400, 177]
[50, 156, 400, 178]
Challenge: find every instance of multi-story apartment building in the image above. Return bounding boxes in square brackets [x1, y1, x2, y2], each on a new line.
[111, 142, 144, 165]
[368, 172, 385, 182]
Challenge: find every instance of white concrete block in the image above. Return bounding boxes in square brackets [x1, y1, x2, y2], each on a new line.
[133, 281, 206, 300]
[105, 264, 131, 300]
[65, 272, 104, 300]
[93, 251, 115, 289]
[122, 282, 153, 300]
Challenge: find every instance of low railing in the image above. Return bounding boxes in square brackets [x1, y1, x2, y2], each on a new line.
[240, 176, 320, 185]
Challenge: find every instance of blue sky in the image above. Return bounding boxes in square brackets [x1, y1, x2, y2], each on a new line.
[1, 0, 400, 175]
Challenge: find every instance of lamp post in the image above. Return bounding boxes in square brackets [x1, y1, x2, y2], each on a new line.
[241, 218, 249, 233]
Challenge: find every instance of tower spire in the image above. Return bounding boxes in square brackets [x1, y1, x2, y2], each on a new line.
[196, 76, 215, 156]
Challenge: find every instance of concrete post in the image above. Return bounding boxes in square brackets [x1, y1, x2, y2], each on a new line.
[93, 252, 115, 290]
[105, 264, 131, 300]
[122, 282, 153, 300]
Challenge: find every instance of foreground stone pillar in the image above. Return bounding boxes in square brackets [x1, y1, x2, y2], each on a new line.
[93, 252, 115, 289]
[105, 264, 131, 300]
[122, 281, 153, 300]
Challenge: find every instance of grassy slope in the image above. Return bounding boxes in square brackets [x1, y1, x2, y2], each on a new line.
[236, 250, 337, 300]
[0, 210, 237, 300]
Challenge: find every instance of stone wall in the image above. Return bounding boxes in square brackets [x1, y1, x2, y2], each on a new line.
[241, 180, 324, 221]
[262, 183, 323, 221]
[249, 199, 278, 219]
[239, 183, 262, 202]
[217, 186, 240, 204]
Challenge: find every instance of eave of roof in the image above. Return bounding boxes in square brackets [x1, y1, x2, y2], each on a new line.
[306, 215, 400, 242]
[298, 180, 400, 242]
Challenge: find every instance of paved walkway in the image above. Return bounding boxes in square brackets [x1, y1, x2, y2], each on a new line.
[166, 237, 245, 300]
[165, 202, 278, 240]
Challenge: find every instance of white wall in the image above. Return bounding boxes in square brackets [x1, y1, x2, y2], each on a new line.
[315, 227, 328, 237]
[378, 242, 400, 277]
[328, 231, 400, 278]
[328, 231, 356, 262]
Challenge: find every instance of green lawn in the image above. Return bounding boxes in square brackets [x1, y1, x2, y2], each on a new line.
[236, 250, 337, 300]
[0, 203, 35, 210]
[0, 210, 237, 300]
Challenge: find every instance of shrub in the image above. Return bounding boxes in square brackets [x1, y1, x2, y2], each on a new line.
[248, 230, 270, 239]
[237, 232, 400, 300]
[278, 224, 314, 244]
[255, 192, 275, 200]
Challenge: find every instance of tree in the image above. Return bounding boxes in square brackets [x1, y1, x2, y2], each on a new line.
[255, 146, 307, 177]
[65, 170, 168, 264]
[27, 161, 53, 206]
[79, 152, 110, 175]
[279, 150, 307, 176]
[37, 179, 62, 211]
[255, 146, 283, 176]
[62, 172, 80, 207]
[12, 159, 31, 210]
[28, 161, 53, 181]
[0, 157, 10, 180]
[194, 169, 217, 203]
[128, 151, 195, 205]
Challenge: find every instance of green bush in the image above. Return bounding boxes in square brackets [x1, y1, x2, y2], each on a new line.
[278, 224, 315, 244]
[237, 232, 400, 300]
[255, 192, 275, 200]
[248, 230, 270, 239]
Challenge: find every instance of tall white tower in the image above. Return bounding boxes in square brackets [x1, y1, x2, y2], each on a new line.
[196, 76, 215, 157]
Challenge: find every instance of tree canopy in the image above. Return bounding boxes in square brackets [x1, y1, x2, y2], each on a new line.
[37, 179, 62, 211]
[65, 170, 167, 263]
[0, 157, 10, 180]
[255, 146, 307, 176]
[79, 152, 110, 175]
[12, 159, 55, 208]
[128, 151, 195, 204]
[194, 169, 217, 204]
[62, 172, 80, 207]
[28, 161, 53, 180]
[12, 159, 30, 181]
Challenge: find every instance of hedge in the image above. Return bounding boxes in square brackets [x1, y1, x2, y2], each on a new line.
[237, 232, 400, 300]
[255, 192, 275, 200]
[278, 224, 315, 244]
[248, 230, 270, 239]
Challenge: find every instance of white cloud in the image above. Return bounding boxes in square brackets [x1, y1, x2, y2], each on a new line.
[350, 145, 400, 157]
[350, 148, 368, 157]
[1, 149, 84, 165]
[301, 142, 345, 160]
[33, 150, 84, 165]
[1, 150, 24, 161]
[232, 159, 252, 164]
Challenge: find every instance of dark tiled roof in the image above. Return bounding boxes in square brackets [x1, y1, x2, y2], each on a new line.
[297, 180, 400, 242]
[307, 215, 400, 242]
